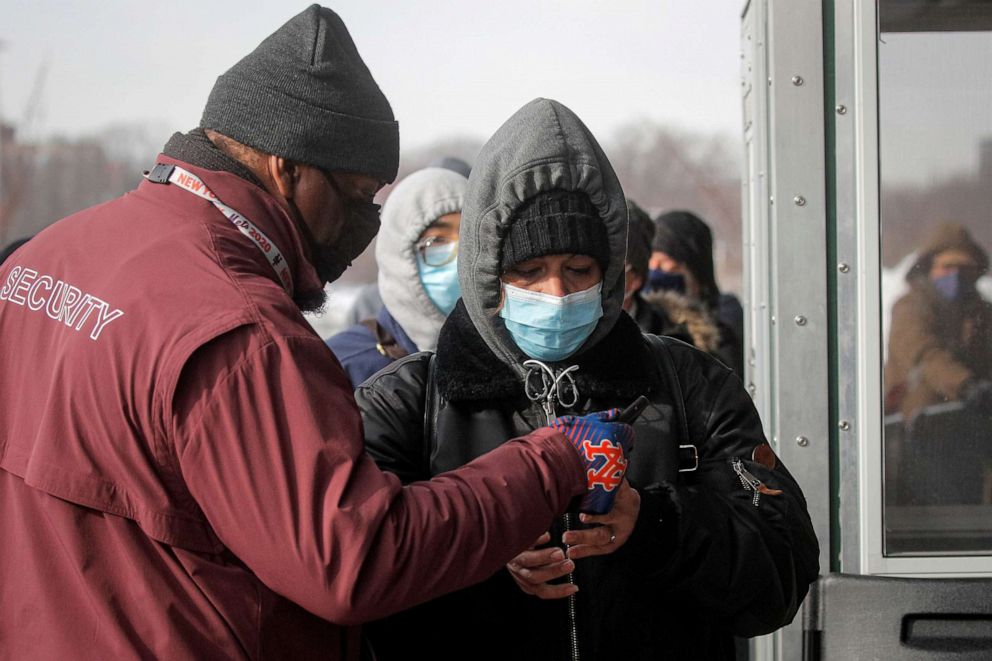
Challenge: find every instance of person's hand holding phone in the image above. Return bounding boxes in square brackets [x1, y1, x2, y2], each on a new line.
[505, 481, 640, 599]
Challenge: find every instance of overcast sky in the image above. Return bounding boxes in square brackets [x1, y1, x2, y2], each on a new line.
[1, 1, 746, 149]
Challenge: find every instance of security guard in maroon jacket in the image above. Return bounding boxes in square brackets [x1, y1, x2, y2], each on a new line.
[0, 6, 633, 659]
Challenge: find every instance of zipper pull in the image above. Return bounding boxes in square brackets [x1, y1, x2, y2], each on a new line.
[541, 395, 557, 425]
[731, 457, 783, 507]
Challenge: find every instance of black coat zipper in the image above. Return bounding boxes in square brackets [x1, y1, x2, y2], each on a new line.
[563, 512, 580, 661]
[534, 396, 581, 661]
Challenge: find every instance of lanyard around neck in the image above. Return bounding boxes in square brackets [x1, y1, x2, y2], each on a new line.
[144, 163, 293, 293]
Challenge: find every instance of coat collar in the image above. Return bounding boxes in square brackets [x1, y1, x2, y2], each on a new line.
[435, 301, 658, 402]
[143, 136, 323, 301]
[162, 129, 263, 188]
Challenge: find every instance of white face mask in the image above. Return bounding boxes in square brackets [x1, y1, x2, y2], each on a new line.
[499, 282, 604, 361]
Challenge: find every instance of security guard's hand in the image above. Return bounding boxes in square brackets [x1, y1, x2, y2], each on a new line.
[505, 480, 640, 600]
[506, 533, 576, 600]
[551, 409, 634, 514]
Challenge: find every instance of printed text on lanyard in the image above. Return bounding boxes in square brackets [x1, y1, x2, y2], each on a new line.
[145, 164, 293, 292]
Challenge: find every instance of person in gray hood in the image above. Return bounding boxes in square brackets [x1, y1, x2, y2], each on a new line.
[326, 166, 466, 387]
[355, 99, 818, 660]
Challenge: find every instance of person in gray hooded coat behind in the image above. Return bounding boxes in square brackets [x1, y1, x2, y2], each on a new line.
[355, 99, 818, 660]
[326, 166, 466, 387]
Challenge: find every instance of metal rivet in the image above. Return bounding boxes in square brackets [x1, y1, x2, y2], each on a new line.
[768, 77, 772, 86]
[838, 263, 850, 273]
[836, 104, 847, 115]
[792, 75, 804, 86]
[747, 382, 757, 397]
[794, 315, 807, 326]
[796, 436, 809, 447]
[839, 420, 851, 431]
[794, 195, 807, 207]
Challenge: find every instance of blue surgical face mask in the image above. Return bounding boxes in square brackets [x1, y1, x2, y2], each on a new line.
[499, 282, 604, 362]
[417, 242, 461, 315]
[933, 272, 961, 301]
[646, 268, 686, 294]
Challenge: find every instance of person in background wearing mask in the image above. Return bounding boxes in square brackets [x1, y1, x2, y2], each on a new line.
[354, 98, 818, 661]
[648, 209, 744, 376]
[0, 9, 629, 659]
[885, 222, 992, 421]
[622, 200, 675, 334]
[327, 166, 467, 387]
[626, 201, 723, 355]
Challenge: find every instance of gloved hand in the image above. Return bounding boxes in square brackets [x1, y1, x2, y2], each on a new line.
[551, 409, 634, 514]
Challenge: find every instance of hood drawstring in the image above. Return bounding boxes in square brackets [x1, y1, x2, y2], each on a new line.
[522, 359, 580, 424]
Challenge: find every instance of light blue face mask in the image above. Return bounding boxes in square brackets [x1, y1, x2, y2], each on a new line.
[416, 242, 461, 315]
[499, 282, 604, 362]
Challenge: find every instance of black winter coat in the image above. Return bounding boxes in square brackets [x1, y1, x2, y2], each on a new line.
[355, 305, 818, 661]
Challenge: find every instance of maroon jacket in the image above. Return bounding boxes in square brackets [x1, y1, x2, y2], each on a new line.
[0, 156, 584, 660]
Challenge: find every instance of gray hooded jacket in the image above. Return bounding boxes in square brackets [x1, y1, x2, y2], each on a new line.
[377, 167, 467, 352]
[458, 98, 628, 375]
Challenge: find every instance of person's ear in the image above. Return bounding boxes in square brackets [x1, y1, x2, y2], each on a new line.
[624, 269, 644, 296]
[266, 155, 300, 201]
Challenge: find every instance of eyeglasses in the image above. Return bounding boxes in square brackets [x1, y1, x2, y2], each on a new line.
[415, 235, 459, 267]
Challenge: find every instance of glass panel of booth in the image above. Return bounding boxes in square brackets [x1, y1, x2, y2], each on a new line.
[878, 2, 992, 556]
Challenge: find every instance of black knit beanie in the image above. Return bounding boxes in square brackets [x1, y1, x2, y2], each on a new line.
[625, 199, 654, 278]
[501, 190, 610, 272]
[653, 210, 720, 309]
[200, 4, 399, 182]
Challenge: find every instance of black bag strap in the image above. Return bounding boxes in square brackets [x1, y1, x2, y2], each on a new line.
[644, 334, 697, 472]
[422, 352, 439, 473]
[360, 318, 409, 361]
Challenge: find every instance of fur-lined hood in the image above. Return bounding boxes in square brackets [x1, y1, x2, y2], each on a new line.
[642, 289, 721, 354]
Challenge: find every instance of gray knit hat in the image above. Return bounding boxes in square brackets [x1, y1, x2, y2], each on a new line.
[200, 4, 399, 182]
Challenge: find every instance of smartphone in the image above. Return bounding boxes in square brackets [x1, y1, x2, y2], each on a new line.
[615, 395, 650, 424]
